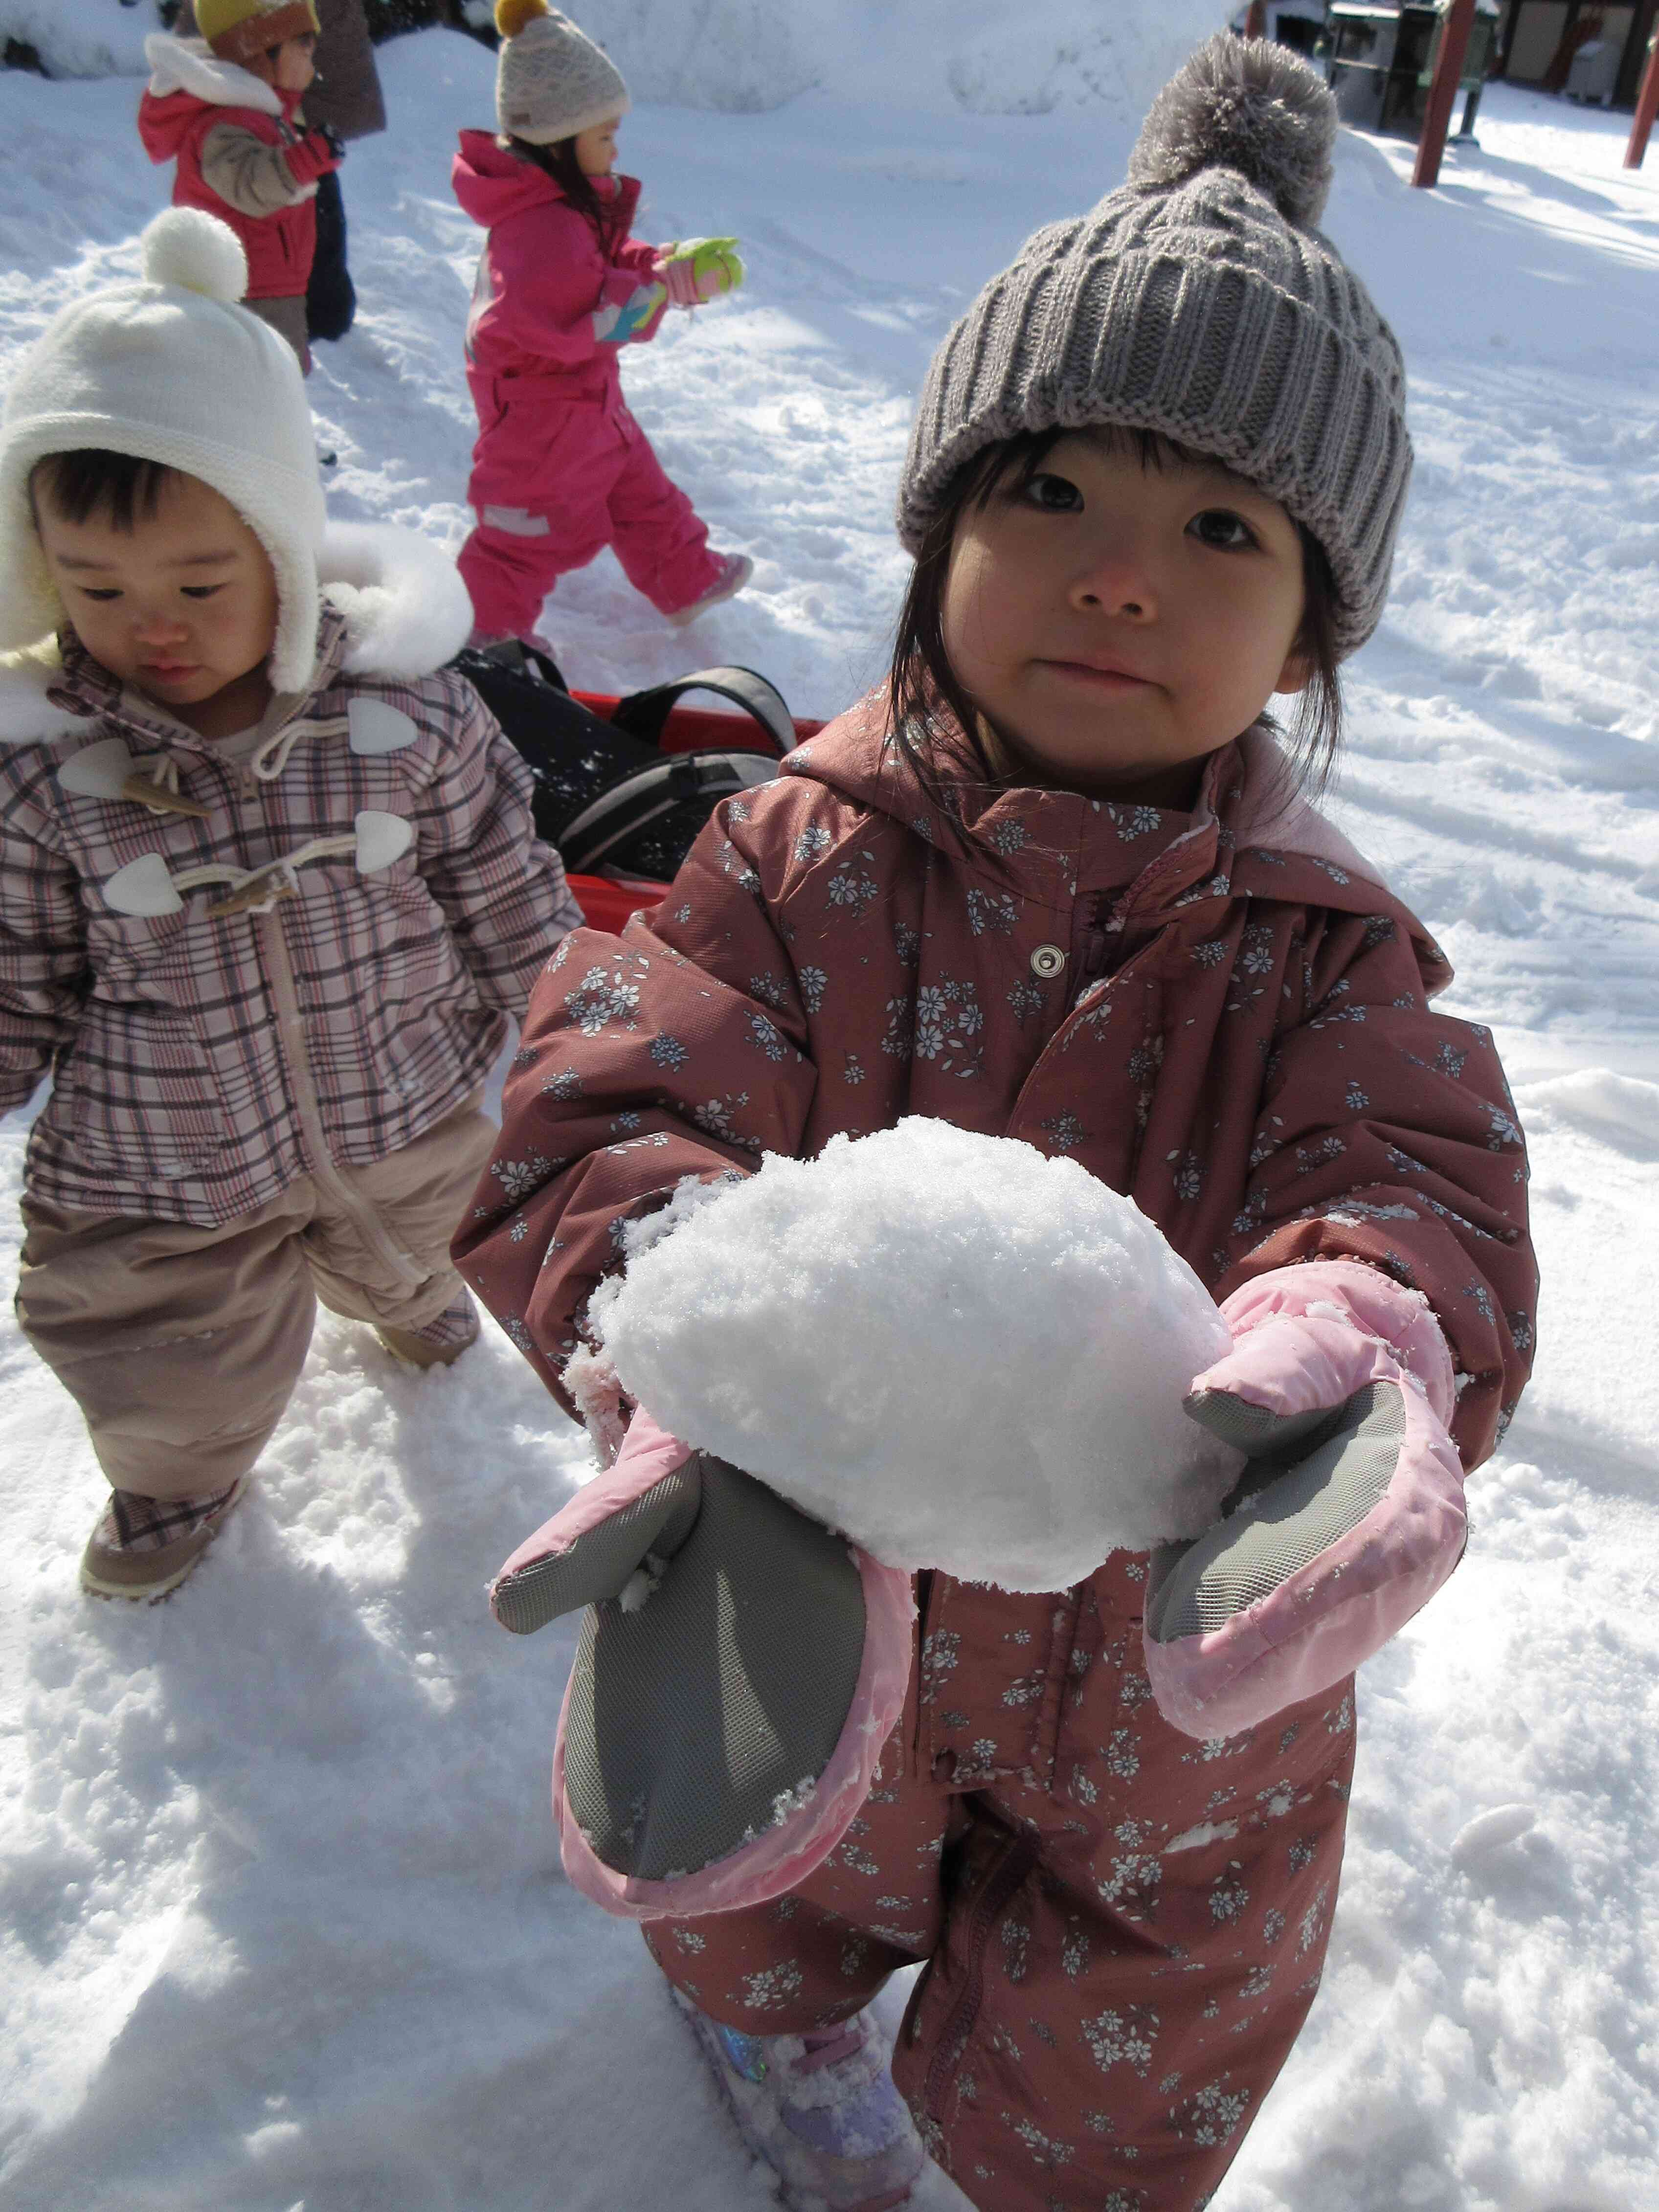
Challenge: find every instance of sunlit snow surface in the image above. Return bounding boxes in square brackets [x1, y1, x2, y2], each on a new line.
[0, 34, 1657, 2212]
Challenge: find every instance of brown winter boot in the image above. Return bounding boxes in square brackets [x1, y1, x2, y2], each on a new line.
[374, 1291, 480, 1370]
[80, 1477, 247, 1602]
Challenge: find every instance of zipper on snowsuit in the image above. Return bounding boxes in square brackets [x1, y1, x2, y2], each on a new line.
[922, 1826, 1040, 2125]
[259, 906, 429, 1291]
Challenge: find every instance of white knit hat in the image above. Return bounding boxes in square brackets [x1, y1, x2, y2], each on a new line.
[0, 208, 327, 695]
[494, 0, 629, 146]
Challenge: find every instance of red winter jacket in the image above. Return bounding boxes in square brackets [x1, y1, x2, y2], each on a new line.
[454, 132, 668, 404]
[139, 36, 320, 302]
[456, 700, 1537, 1477]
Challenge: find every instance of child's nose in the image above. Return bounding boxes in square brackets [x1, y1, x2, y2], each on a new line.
[133, 607, 190, 645]
[1072, 544, 1157, 622]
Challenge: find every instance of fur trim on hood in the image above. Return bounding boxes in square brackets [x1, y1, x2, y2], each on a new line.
[320, 522, 474, 681]
[0, 640, 84, 746]
[0, 524, 473, 745]
[142, 33, 284, 117]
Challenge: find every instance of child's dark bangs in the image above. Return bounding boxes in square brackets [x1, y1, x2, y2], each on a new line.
[974, 423, 1210, 497]
[30, 449, 177, 532]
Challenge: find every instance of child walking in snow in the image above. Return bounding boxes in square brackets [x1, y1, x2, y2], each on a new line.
[141, 0, 344, 374]
[455, 39, 1536, 2212]
[0, 210, 582, 1604]
[455, 0, 751, 647]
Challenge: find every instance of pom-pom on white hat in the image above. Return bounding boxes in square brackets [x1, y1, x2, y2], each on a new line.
[0, 207, 327, 695]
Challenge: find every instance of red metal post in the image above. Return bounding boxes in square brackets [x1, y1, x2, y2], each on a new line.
[1243, 1, 1269, 36]
[1413, 0, 1479, 188]
[1627, 29, 1659, 167]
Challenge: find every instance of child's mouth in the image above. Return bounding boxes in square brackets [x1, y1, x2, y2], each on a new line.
[1043, 658, 1153, 692]
[141, 659, 200, 681]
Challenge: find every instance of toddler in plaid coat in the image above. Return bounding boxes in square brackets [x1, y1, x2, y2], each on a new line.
[0, 210, 581, 1600]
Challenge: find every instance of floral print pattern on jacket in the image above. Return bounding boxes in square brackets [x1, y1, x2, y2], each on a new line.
[456, 694, 1536, 1478]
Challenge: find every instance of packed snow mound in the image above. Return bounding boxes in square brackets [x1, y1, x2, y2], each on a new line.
[593, 1119, 1244, 1590]
[0, 0, 152, 77]
[564, 0, 1232, 118]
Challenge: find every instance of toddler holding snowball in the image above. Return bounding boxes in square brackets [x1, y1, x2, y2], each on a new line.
[455, 0, 752, 647]
[456, 38, 1537, 2212]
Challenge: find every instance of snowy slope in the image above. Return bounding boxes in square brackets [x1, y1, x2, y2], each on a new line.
[1, 33, 1658, 2212]
[0, 0, 153, 78]
[6, 0, 1231, 118]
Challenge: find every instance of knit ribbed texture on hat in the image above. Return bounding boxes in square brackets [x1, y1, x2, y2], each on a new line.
[897, 35, 1411, 658]
[0, 209, 327, 695]
[495, 1, 629, 146]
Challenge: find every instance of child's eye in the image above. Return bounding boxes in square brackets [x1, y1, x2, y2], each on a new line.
[1188, 509, 1258, 551]
[1021, 473, 1083, 513]
[78, 587, 121, 603]
[181, 585, 224, 601]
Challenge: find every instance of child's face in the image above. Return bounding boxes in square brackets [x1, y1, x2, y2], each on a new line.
[35, 469, 281, 739]
[942, 432, 1312, 808]
[573, 116, 621, 177]
[240, 31, 317, 93]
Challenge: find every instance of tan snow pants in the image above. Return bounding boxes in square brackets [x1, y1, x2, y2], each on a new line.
[646, 1555, 1357, 2212]
[15, 1099, 494, 1499]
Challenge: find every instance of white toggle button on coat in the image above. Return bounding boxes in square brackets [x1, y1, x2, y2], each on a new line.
[59, 738, 144, 801]
[354, 810, 414, 871]
[103, 853, 185, 917]
[347, 699, 420, 756]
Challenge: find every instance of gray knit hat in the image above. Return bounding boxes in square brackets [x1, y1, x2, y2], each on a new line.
[897, 35, 1411, 658]
[494, 0, 629, 146]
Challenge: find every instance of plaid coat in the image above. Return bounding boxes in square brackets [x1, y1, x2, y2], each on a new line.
[0, 535, 580, 1228]
[456, 697, 1536, 1475]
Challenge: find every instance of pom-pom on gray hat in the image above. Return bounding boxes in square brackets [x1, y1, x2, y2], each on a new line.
[897, 34, 1412, 658]
[494, 0, 629, 146]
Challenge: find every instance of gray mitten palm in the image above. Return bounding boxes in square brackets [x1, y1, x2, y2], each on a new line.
[491, 1409, 915, 1919]
[1142, 1263, 1468, 1739]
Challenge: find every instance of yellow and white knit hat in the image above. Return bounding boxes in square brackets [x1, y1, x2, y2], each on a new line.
[0, 209, 328, 695]
[195, 0, 319, 63]
[494, 0, 629, 146]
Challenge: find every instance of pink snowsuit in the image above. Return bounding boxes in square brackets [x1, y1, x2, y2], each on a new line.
[453, 133, 723, 636]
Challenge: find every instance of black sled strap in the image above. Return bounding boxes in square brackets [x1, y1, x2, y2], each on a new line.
[609, 667, 798, 757]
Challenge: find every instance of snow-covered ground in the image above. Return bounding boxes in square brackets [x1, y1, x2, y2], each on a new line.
[1, 32, 1657, 2212]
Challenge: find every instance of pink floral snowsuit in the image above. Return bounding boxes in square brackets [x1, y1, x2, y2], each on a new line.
[453, 133, 724, 637]
[455, 702, 1538, 2210]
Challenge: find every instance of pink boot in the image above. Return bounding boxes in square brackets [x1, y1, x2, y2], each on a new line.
[667, 551, 752, 627]
[673, 1990, 923, 2211]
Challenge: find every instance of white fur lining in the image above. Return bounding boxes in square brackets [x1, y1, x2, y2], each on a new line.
[321, 522, 474, 682]
[143, 34, 284, 117]
[0, 643, 82, 747]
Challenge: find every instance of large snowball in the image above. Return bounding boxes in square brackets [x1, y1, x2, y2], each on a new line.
[593, 1119, 1244, 1591]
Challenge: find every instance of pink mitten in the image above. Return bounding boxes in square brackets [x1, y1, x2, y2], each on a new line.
[1143, 1261, 1466, 1739]
[654, 237, 744, 307]
[491, 1408, 914, 1919]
